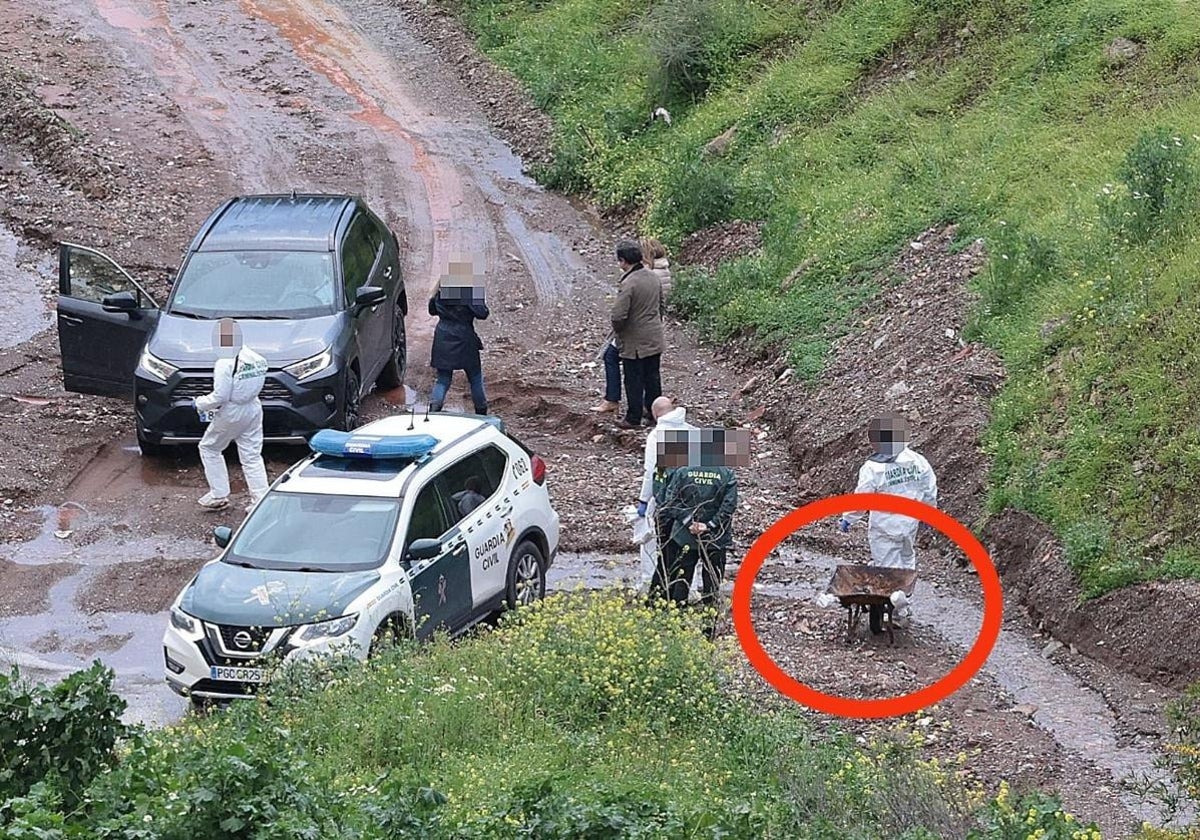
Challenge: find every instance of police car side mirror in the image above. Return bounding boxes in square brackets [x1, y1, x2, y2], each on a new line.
[213, 526, 232, 549]
[407, 538, 441, 562]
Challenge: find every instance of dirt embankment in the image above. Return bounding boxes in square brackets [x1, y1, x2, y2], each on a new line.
[720, 223, 1197, 689]
[986, 509, 1200, 691]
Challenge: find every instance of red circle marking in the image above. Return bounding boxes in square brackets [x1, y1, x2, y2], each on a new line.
[731, 493, 1002, 719]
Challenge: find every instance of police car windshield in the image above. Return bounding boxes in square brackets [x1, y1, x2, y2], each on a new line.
[170, 251, 337, 319]
[225, 493, 400, 572]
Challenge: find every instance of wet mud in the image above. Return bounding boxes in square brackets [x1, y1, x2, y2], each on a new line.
[0, 0, 1192, 831]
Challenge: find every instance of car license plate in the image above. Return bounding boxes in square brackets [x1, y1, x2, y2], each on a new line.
[198, 410, 217, 424]
[210, 665, 266, 683]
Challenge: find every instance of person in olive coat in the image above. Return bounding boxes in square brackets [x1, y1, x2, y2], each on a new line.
[611, 240, 666, 429]
[428, 279, 489, 415]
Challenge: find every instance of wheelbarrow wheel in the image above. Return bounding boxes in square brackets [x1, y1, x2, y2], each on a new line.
[868, 604, 885, 635]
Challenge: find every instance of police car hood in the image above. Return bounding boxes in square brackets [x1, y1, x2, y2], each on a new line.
[180, 561, 379, 627]
[150, 313, 341, 367]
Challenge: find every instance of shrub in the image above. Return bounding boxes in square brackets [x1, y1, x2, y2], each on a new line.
[495, 591, 722, 730]
[970, 785, 1101, 839]
[641, 0, 755, 105]
[652, 155, 739, 238]
[1101, 129, 1199, 245]
[0, 662, 126, 812]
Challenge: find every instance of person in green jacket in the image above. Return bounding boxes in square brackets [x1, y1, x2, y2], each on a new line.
[652, 437, 739, 612]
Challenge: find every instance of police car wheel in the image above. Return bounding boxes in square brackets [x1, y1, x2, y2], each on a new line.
[506, 540, 546, 610]
[368, 615, 410, 657]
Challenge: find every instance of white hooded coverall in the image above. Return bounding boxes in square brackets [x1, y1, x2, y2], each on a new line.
[195, 347, 269, 501]
[637, 407, 696, 588]
[843, 444, 938, 569]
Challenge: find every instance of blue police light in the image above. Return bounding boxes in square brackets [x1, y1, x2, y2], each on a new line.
[309, 429, 439, 460]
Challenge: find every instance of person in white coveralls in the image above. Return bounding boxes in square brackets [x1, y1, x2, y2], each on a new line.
[833, 412, 938, 622]
[633, 396, 696, 592]
[193, 318, 270, 512]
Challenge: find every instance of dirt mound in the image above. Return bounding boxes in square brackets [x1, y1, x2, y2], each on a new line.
[0, 64, 112, 198]
[77, 557, 206, 615]
[985, 509, 1200, 690]
[0, 559, 77, 617]
[677, 220, 765, 273]
[757, 225, 999, 530]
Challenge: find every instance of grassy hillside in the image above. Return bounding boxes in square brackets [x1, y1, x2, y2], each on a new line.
[0, 594, 1104, 837]
[451, 0, 1200, 596]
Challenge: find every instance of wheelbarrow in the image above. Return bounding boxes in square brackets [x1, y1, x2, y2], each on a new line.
[826, 564, 917, 645]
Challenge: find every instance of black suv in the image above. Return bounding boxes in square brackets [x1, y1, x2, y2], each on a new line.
[55, 194, 407, 454]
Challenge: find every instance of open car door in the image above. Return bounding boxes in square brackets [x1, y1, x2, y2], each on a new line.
[57, 243, 160, 399]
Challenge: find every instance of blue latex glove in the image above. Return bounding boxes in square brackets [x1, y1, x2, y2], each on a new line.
[636, 501, 648, 518]
[838, 518, 851, 533]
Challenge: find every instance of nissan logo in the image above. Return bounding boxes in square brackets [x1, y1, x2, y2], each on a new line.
[233, 631, 253, 650]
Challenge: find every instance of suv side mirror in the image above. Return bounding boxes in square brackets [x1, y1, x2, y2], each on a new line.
[213, 526, 232, 549]
[101, 290, 140, 315]
[165, 269, 177, 287]
[406, 538, 441, 562]
[354, 285, 386, 313]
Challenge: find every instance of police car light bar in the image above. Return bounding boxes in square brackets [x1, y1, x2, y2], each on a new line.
[309, 429, 439, 460]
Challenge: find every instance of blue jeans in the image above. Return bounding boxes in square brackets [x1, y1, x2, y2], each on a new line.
[603, 342, 621, 403]
[431, 367, 487, 414]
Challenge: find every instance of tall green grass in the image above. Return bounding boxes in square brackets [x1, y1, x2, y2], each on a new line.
[453, 0, 1200, 594]
[0, 593, 1102, 837]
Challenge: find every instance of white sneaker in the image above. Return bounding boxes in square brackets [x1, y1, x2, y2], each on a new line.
[197, 492, 229, 510]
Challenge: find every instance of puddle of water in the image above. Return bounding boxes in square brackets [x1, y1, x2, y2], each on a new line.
[0, 504, 203, 724]
[0, 229, 54, 350]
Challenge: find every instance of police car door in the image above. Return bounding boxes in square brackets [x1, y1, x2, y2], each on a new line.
[433, 446, 510, 610]
[403, 479, 472, 639]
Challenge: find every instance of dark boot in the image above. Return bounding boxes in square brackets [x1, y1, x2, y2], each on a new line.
[429, 402, 443, 412]
[474, 403, 488, 416]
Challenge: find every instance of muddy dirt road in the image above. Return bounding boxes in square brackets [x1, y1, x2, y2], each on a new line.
[0, 0, 1192, 834]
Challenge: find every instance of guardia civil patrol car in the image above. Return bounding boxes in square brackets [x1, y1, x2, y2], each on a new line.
[162, 412, 559, 704]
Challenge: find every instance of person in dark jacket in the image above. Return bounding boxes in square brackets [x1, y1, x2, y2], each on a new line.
[652, 452, 738, 613]
[428, 279, 489, 414]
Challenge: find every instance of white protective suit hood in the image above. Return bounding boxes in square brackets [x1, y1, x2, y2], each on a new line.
[639, 407, 694, 506]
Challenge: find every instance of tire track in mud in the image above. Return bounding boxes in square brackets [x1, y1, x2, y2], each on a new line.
[89, 0, 577, 372]
[240, 0, 574, 305]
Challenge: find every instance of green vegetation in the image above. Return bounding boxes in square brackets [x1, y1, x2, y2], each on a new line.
[0, 592, 1103, 838]
[449, 0, 1200, 595]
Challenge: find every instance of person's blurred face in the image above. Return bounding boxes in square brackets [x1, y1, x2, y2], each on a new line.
[213, 318, 241, 359]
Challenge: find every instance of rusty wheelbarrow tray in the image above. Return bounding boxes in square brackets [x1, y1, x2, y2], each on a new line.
[826, 564, 917, 645]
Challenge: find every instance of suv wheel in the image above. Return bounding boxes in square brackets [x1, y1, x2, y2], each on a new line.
[340, 369, 362, 431]
[375, 303, 406, 390]
[506, 539, 546, 610]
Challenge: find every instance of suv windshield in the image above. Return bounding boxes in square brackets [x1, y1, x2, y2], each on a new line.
[225, 493, 400, 572]
[170, 251, 337, 319]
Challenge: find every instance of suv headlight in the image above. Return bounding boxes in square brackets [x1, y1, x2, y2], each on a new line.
[170, 607, 196, 633]
[283, 347, 333, 382]
[139, 348, 179, 383]
[296, 614, 358, 642]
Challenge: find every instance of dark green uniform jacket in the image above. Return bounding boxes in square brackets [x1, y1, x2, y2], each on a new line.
[658, 466, 738, 550]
